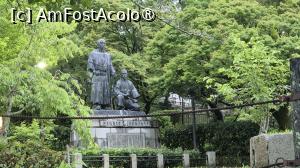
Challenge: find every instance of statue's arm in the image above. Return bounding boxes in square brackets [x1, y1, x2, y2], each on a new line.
[87, 54, 94, 73]
[87, 54, 94, 80]
[130, 81, 140, 98]
[109, 55, 116, 76]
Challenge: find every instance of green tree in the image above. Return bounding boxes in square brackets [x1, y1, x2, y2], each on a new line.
[0, 0, 94, 146]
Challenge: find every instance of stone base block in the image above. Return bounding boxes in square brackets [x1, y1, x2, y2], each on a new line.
[250, 133, 294, 168]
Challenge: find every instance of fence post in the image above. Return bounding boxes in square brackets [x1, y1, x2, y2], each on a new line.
[206, 151, 216, 168]
[130, 154, 137, 168]
[183, 153, 190, 168]
[290, 58, 300, 159]
[157, 154, 164, 168]
[73, 153, 82, 168]
[103, 154, 109, 168]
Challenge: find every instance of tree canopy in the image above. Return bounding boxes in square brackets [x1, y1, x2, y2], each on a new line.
[1, 0, 300, 149]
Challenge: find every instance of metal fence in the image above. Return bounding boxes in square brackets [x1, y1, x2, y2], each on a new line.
[74, 154, 210, 168]
[136, 156, 157, 167]
[164, 155, 183, 167]
[216, 155, 249, 167]
[109, 156, 131, 168]
[190, 155, 207, 167]
[82, 155, 104, 168]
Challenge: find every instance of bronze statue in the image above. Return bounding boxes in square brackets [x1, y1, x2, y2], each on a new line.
[114, 69, 140, 111]
[87, 39, 115, 110]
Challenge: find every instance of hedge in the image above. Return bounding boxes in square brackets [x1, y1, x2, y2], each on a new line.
[81, 147, 200, 156]
[161, 121, 260, 156]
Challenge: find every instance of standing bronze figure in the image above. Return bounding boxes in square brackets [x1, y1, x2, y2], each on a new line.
[88, 39, 115, 109]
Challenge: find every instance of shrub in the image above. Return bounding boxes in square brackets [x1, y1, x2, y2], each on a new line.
[0, 140, 64, 168]
[81, 147, 199, 156]
[162, 121, 260, 156]
[0, 121, 64, 168]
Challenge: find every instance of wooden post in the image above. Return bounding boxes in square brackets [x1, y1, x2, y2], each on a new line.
[290, 58, 300, 159]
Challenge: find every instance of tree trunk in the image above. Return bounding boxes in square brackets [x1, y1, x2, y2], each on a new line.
[272, 104, 291, 130]
[143, 95, 157, 114]
[2, 93, 13, 137]
[259, 115, 270, 134]
[144, 102, 151, 114]
[144, 98, 154, 114]
[207, 101, 224, 121]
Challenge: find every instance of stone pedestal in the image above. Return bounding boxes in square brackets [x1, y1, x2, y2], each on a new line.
[71, 110, 160, 148]
[250, 133, 294, 168]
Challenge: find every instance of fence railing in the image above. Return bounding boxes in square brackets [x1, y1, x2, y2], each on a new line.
[216, 155, 250, 167]
[82, 155, 104, 167]
[69, 151, 239, 168]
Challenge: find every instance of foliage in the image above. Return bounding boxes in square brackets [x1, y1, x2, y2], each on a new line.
[80, 147, 199, 156]
[0, 121, 64, 168]
[0, 0, 300, 166]
[8, 120, 54, 144]
[0, 137, 7, 151]
[162, 121, 260, 156]
[4, 0, 296, 123]
[58, 161, 72, 168]
[138, 0, 300, 128]
[0, 140, 64, 168]
[267, 128, 292, 135]
[151, 110, 174, 138]
[0, 0, 95, 147]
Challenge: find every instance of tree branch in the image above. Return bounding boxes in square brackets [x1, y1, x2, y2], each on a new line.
[10, 108, 26, 115]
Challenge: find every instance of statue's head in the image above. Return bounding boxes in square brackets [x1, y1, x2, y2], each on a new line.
[97, 39, 106, 51]
[121, 69, 128, 79]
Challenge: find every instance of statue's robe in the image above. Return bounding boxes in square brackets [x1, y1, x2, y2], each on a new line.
[88, 49, 115, 105]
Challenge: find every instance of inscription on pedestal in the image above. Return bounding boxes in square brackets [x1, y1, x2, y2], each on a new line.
[100, 120, 151, 127]
[93, 110, 146, 116]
